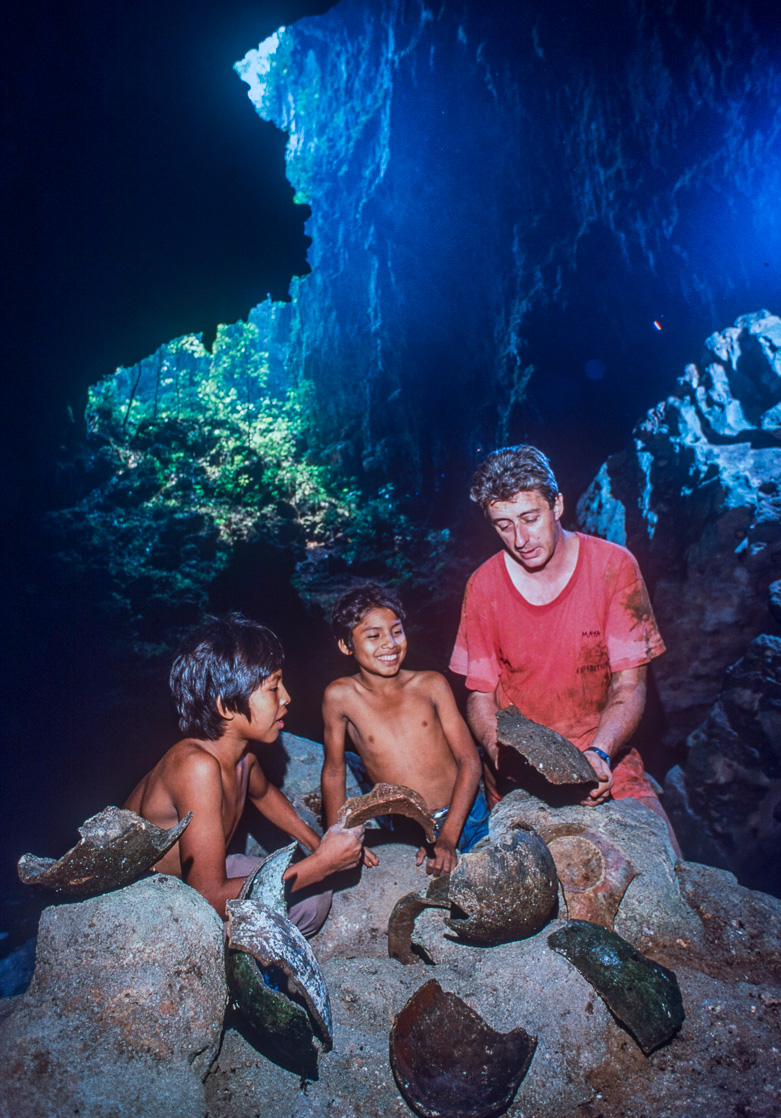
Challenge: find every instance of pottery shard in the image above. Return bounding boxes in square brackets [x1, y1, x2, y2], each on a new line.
[547, 830, 638, 930]
[388, 876, 451, 965]
[446, 828, 558, 945]
[226, 898, 333, 1050]
[16, 807, 193, 897]
[548, 920, 685, 1054]
[390, 978, 537, 1118]
[239, 842, 297, 911]
[337, 782, 436, 843]
[496, 706, 597, 784]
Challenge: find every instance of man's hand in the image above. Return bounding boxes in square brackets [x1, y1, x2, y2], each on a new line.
[416, 836, 458, 876]
[581, 750, 613, 805]
[362, 845, 379, 868]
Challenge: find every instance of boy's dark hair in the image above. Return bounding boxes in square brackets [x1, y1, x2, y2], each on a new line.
[170, 612, 284, 740]
[470, 444, 559, 510]
[331, 583, 406, 649]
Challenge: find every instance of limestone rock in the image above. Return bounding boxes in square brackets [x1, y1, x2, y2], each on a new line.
[577, 311, 781, 751]
[663, 634, 781, 895]
[0, 875, 226, 1118]
[204, 818, 781, 1118]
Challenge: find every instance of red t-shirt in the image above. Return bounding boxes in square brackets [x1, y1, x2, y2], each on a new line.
[450, 534, 665, 751]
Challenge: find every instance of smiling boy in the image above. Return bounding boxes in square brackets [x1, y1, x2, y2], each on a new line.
[321, 584, 486, 876]
[124, 612, 364, 931]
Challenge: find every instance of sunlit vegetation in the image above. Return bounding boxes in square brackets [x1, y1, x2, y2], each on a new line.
[41, 322, 454, 656]
[86, 321, 417, 564]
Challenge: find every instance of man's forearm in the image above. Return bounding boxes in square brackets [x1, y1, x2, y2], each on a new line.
[589, 667, 647, 760]
[466, 690, 501, 759]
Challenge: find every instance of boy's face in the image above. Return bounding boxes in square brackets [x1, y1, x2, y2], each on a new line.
[241, 669, 290, 742]
[340, 607, 407, 678]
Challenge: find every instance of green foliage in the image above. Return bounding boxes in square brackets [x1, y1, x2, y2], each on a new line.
[86, 322, 406, 555]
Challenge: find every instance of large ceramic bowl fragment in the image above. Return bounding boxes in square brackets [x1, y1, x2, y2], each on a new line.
[337, 782, 436, 843]
[445, 828, 558, 945]
[390, 979, 537, 1118]
[225, 843, 333, 1074]
[16, 807, 192, 897]
[548, 919, 685, 1053]
[496, 706, 596, 784]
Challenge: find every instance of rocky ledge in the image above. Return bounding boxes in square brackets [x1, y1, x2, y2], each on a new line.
[2, 734, 779, 1118]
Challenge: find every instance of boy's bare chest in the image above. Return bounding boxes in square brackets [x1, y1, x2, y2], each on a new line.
[220, 757, 250, 838]
[347, 689, 437, 741]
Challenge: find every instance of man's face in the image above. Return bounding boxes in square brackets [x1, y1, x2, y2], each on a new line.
[486, 488, 563, 572]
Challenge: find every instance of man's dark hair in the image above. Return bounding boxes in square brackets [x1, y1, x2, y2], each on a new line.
[331, 583, 406, 649]
[169, 612, 284, 740]
[470, 444, 559, 509]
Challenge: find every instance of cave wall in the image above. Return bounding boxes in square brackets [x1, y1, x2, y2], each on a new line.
[238, 0, 781, 504]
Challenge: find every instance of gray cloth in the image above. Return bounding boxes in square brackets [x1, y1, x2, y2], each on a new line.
[226, 853, 332, 938]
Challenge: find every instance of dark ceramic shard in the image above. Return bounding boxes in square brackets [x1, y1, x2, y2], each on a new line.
[337, 782, 436, 843]
[445, 828, 557, 945]
[547, 830, 637, 929]
[496, 706, 596, 785]
[16, 807, 193, 897]
[388, 876, 451, 965]
[390, 979, 536, 1118]
[226, 899, 332, 1050]
[548, 920, 685, 1053]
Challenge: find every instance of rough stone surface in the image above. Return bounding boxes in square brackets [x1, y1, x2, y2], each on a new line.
[203, 797, 781, 1118]
[0, 875, 226, 1118]
[237, 4, 781, 506]
[4, 769, 780, 1116]
[577, 311, 781, 753]
[663, 634, 781, 895]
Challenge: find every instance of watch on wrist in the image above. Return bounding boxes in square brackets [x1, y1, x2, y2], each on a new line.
[585, 746, 611, 767]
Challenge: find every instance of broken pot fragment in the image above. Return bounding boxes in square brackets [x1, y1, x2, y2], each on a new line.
[225, 842, 332, 1073]
[546, 829, 638, 929]
[337, 782, 436, 843]
[388, 875, 451, 965]
[390, 979, 537, 1118]
[446, 828, 558, 945]
[496, 706, 596, 784]
[226, 898, 333, 1049]
[548, 920, 685, 1053]
[16, 807, 192, 897]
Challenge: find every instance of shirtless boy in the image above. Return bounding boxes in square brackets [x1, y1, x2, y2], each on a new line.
[321, 584, 487, 876]
[124, 612, 364, 933]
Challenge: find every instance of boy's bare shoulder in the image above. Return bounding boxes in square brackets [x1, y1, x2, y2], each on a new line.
[406, 669, 450, 695]
[323, 674, 362, 705]
[161, 738, 222, 781]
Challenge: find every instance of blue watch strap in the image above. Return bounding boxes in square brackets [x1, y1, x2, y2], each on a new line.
[585, 746, 611, 767]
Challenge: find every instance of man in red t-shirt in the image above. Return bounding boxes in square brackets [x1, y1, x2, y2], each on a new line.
[450, 444, 681, 850]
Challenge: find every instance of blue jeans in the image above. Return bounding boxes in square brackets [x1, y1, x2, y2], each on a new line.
[345, 751, 490, 852]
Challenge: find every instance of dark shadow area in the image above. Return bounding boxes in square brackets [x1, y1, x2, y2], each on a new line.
[1, 0, 338, 521]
